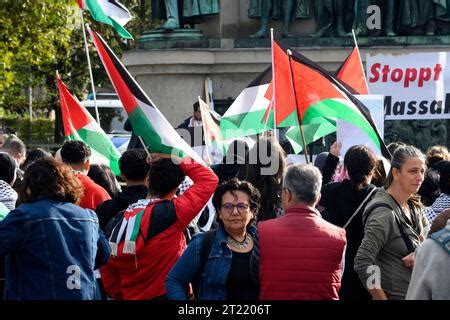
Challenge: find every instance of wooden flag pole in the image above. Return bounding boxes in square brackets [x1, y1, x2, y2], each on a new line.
[286, 49, 309, 164]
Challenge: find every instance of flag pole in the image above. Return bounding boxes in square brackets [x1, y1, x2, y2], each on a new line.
[80, 13, 100, 126]
[198, 96, 212, 166]
[286, 49, 309, 164]
[270, 28, 278, 142]
[204, 80, 210, 107]
[351, 29, 370, 94]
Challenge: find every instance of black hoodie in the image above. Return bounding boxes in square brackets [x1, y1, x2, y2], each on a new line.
[95, 185, 148, 231]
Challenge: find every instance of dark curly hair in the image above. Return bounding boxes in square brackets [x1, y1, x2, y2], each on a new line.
[148, 158, 185, 197]
[19, 158, 83, 204]
[212, 178, 261, 222]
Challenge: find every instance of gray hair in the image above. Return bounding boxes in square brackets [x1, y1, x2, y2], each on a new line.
[283, 164, 322, 205]
[385, 145, 426, 188]
[2, 138, 26, 158]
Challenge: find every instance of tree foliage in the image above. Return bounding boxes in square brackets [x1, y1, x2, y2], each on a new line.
[0, 0, 155, 140]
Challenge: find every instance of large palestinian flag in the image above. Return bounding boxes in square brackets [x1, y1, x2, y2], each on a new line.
[286, 46, 390, 159]
[220, 67, 298, 140]
[56, 73, 121, 175]
[336, 47, 369, 94]
[87, 26, 204, 164]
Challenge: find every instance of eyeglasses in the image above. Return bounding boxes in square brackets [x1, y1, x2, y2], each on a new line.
[221, 202, 250, 214]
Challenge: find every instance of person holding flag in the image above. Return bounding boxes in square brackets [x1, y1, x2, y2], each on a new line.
[101, 153, 218, 300]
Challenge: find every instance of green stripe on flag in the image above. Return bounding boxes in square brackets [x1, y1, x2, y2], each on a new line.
[129, 107, 187, 158]
[286, 122, 336, 154]
[67, 128, 121, 175]
[303, 99, 381, 151]
[85, 0, 112, 25]
[110, 17, 133, 39]
[130, 210, 144, 241]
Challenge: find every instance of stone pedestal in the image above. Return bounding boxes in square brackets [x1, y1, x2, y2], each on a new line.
[123, 43, 450, 129]
[124, 0, 450, 150]
[138, 29, 210, 49]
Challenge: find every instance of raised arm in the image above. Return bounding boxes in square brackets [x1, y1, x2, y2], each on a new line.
[173, 159, 219, 228]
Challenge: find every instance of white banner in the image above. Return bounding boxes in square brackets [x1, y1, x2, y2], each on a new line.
[337, 95, 384, 158]
[366, 52, 449, 120]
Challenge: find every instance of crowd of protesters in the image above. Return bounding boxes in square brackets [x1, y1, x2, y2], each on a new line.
[0, 131, 449, 301]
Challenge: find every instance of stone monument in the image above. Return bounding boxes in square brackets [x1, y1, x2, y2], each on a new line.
[124, 0, 450, 151]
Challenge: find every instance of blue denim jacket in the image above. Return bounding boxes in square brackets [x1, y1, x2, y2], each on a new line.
[166, 223, 257, 300]
[0, 198, 110, 300]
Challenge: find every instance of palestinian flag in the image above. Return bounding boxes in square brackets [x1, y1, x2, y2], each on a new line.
[87, 26, 204, 164]
[336, 47, 369, 94]
[198, 97, 226, 161]
[56, 73, 121, 175]
[220, 67, 297, 140]
[80, 0, 133, 39]
[268, 39, 336, 153]
[287, 48, 390, 159]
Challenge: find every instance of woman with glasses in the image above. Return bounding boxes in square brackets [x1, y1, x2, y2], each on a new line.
[166, 178, 261, 300]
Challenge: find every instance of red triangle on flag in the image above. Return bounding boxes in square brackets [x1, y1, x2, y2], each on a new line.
[56, 74, 93, 137]
[272, 40, 297, 126]
[336, 47, 369, 94]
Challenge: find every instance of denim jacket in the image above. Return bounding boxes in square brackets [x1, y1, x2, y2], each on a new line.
[166, 223, 257, 300]
[0, 198, 110, 300]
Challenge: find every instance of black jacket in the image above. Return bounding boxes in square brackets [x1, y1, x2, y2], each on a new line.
[320, 180, 375, 301]
[95, 185, 148, 231]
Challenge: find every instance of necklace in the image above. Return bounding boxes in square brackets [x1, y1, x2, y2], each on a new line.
[227, 233, 251, 249]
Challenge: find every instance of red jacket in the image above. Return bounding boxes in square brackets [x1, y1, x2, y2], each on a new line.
[100, 159, 218, 300]
[75, 174, 111, 210]
[258, 205, 346, 300]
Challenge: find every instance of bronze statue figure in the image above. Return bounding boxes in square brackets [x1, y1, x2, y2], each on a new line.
[311, 0, 352, 37]
[248, 0, 310, 38]
[151, 0, 219, 30]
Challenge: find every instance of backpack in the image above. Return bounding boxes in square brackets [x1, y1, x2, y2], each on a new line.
[104, 209, 126, 238]
[363, 203, 416, 254]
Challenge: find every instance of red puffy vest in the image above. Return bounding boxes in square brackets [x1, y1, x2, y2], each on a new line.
[258, 205, 346, 300]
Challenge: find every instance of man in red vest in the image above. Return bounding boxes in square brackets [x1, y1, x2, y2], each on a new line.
[251, 163, 346, 300]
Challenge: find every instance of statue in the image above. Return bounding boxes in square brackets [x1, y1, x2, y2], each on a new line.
[352, 0, 375, 36]
[429, 0, 450, 35]
[385, 120, 447, 152]
[379, 0, 398, 36]
[311, 0, 352, 37]
[398, 0, 435, 35]
[248, 0, 311, 38]
[151, 0, 219, 30]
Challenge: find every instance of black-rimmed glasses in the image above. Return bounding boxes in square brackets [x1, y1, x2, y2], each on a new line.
[221, 203, 250, 214]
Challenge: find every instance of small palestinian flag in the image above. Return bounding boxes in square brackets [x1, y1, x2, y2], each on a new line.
[336, 47, 369, 94]
[79, 0, 133, 39]
[56, 72, 121, 175]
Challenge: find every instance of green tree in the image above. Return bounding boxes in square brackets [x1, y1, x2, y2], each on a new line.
[0, 0, 153, 142]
